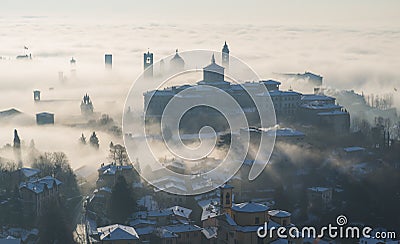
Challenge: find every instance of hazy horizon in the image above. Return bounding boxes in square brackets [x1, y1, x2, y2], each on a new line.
[1, 1, 400, 172]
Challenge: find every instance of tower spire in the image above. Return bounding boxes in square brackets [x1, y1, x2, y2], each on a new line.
[211, 54, 215, 63]
[222, 41, 230, 68]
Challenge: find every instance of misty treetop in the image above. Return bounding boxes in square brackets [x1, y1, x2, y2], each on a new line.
[108, 175, 137, 223]
[109, 142, 129, 165]
[89, 131, 99, 149]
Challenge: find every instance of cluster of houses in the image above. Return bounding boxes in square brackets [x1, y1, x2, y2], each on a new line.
[0, 167, 63, 242]
[85, 163, 313, 244]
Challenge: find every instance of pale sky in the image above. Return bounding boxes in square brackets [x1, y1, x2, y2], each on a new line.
[2, 0, 400, 27]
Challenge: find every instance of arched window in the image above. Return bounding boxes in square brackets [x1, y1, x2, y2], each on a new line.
[225, 193, 230, 204]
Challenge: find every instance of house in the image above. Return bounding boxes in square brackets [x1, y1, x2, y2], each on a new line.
[96, 163, 134, 188]
[209, 185, 302, 244]
[86, 187, 112, 216]
[307, 187, 333, 210]
[153, 224, 202, 244]
[36, 112, 54, 125]
[94, 224, 140, 244]
[19, 176, 62, 216]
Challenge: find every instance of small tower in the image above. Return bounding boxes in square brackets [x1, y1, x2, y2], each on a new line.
[144, 50, 154, 78]
[70, 57, 77, 78]
[222, 41, 230, 68]
[80, 94, 94, 116]
[33, 90, 41, 102]
[220, 184, 233, 217]
[105, 54, 112, 69]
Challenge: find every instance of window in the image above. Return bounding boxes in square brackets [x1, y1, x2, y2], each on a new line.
[255, 217, 260, 224]
[225, 193, 230, 204]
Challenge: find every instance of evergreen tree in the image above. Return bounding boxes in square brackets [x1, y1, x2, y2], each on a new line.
[108, 176, 136, 223]
[89, 131, 99, 149]
[13, 129, 22, 168]
[79, 133, 87, 145]
[13, 129, 21, 149]
[38, 201, 76, 244]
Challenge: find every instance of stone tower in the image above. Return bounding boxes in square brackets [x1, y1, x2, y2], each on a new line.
[222, 41, 230, 69]
[144, 50, 153, 78]
[220, 184, 233, 217]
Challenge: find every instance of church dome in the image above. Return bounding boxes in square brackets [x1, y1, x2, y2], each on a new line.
[170, 49, 184, 65]
[170, 49, 185, 71]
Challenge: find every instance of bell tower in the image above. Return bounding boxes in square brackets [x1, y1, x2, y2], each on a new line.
[222, 41, 230, 69]
[144, 50, 154, 78]
[220, 184, 233, 217]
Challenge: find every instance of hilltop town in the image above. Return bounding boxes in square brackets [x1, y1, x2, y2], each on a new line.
[0, 42, 399, 244]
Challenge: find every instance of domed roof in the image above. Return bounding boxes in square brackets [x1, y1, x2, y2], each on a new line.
[171, 49, 184, 64]
[232, 202, 269, 213]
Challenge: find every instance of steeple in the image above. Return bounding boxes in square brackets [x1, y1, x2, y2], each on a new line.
[222, 41, 230, 68]
[211, 53, 216, 63]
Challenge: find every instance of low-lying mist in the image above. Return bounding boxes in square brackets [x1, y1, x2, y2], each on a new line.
[1, 18, 399, 176]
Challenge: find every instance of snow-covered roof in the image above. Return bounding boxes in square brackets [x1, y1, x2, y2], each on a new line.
[220, 184, 234, 189]
[167, 206, 192, 219]
[232, 202, 269, 213]
[162, 224, 202, 234]
[268, 210, 291, 218]
[308, 187, 330, 193]
[301, 103, 341, 110]
[264, 90, 301, 97]
[0, 236, 21, 244]
[155, 228, 179, 238]
[143, 206, 192, 219]
[97, 224, 139, 241]
[98, 186, 112, 193]
[261, 80, 281, 86]
[343, 146, 366, 153]
[265, 128, 305, 137]
[19, 176, 62, 194]
[301, 94, 335, 102]
[242, 127, 305, 138]
[198, 198, 219, 221]
[99, 163, 133, 175]
[129, 219, 157, 227]
[201, 226, 218, 239]
[19, 168, 40, 178]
